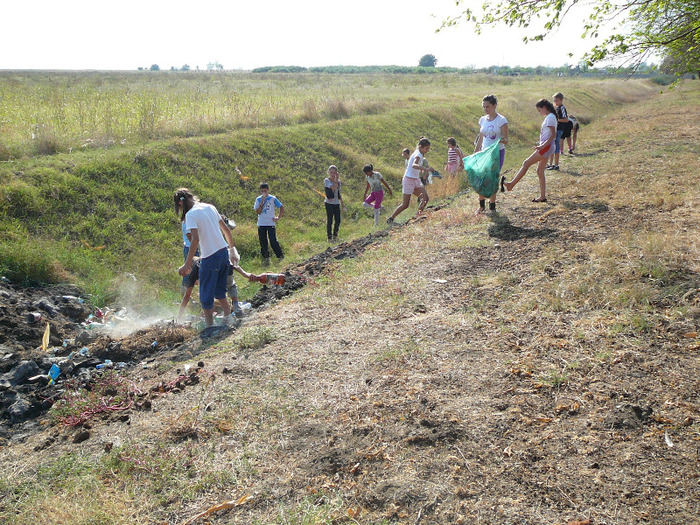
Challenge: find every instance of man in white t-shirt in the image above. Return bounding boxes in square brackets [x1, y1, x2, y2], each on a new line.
[176, 188, 235, 327]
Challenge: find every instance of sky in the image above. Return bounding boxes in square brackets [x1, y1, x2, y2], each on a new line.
[1, 0, 609, 71]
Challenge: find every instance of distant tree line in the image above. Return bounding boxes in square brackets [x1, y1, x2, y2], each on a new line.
[250, 63, 678, 79]
[137, 62, 223, 72]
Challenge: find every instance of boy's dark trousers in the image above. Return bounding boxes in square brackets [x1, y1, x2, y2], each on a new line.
[325, 203, 341, 238]
[258, 226, 283, 258]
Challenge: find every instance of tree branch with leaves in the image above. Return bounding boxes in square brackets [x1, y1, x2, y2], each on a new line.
[440, 0, 700, 74]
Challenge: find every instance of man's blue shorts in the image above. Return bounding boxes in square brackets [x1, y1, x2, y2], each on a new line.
[198, 247, 229, 310]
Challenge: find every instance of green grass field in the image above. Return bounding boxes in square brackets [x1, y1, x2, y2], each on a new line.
[1, 73, 699, 525]
[0, 72, 660, 307]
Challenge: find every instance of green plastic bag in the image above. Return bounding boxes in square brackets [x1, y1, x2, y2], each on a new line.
[463, 142, 501, 198]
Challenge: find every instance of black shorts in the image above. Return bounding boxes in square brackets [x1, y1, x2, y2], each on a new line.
[560, 121, 574, 139]
[184, 262, 200, 289]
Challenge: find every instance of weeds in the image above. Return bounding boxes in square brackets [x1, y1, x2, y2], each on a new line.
[50, 370, 139, 427]
[538, 369, 570, 389]
[375, 337, 423, 363]
[234, 325, 278, 350]
[165, 373, 218, 441]
[269, 493, 347, 525]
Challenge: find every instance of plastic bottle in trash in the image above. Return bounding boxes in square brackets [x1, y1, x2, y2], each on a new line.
[253, 273, 285, 285]
[96, 359, 113, 370]
[48, 363, 60, 385]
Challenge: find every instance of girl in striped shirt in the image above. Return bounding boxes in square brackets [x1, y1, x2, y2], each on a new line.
[445, 137, 464, 175]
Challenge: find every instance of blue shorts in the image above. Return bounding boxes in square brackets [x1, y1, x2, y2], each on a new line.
[554, 130, 564, 154]
[198, 247, 229, 310]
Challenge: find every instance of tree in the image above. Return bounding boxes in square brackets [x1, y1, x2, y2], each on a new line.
[418, 54, 437, 67]
[181, 64, 191, 71]
[149, 64, 160, 71]
[441, 0, 700, 74]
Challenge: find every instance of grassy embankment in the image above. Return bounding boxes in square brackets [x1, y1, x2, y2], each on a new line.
[0, 72, 657, 307]
[0, 81, 698, 524]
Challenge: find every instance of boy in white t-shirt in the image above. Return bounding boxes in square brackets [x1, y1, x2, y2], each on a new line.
[254, 182, 284, 266]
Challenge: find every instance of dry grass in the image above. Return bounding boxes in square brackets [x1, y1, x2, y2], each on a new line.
[1, 82, 699, 524]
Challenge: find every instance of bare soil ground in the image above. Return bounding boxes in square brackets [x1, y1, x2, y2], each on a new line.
[1, 89, 700, 525]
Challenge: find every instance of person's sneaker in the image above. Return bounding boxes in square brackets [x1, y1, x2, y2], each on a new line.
[545, 165, 554, 170]
[568, 149, 574, 154]
[386, 217, 394, 226]
[262, 257, 270, 267]
[327, 237, 333, 242]
[551, 165, 560, 171]
[278, 254, 284, 260]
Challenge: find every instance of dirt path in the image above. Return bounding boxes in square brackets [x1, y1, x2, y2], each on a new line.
[2, 89, 700, 525]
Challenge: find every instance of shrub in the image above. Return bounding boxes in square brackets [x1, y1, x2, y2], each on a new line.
[234, 326, 277, 350]
[323, 99, 349, 120]
[0, 239, 67, 284]
[649, 75, 676, 86]
[32, 124, 63, 155]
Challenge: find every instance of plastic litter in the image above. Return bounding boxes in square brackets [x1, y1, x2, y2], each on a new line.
[47, 363, 60, 385]
[61, 295, 85, 304]
[41, 323, 50, 351]
[463, 141, 502, 198]
[150, 340, 158, 349]
[252, 273, 285, 285]
[96, 359, 113, 370]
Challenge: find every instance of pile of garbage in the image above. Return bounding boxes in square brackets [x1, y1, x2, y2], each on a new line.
[0, 278, 196, 443]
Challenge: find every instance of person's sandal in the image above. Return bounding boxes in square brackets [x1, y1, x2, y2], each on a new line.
[531, 197, 547, 203]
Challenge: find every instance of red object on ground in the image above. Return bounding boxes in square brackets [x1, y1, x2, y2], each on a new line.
[253, 273, 285, 285]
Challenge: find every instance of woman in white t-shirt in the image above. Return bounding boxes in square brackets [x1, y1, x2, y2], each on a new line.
[475, 94, 509, 213]
[503, 98, 557, 203]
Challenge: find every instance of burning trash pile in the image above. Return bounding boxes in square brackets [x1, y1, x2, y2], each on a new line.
[0, 278, 196, 443]
[0, 234, 378, 443]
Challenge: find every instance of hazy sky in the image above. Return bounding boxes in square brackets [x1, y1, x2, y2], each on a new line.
[2, 0, 605, 70]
